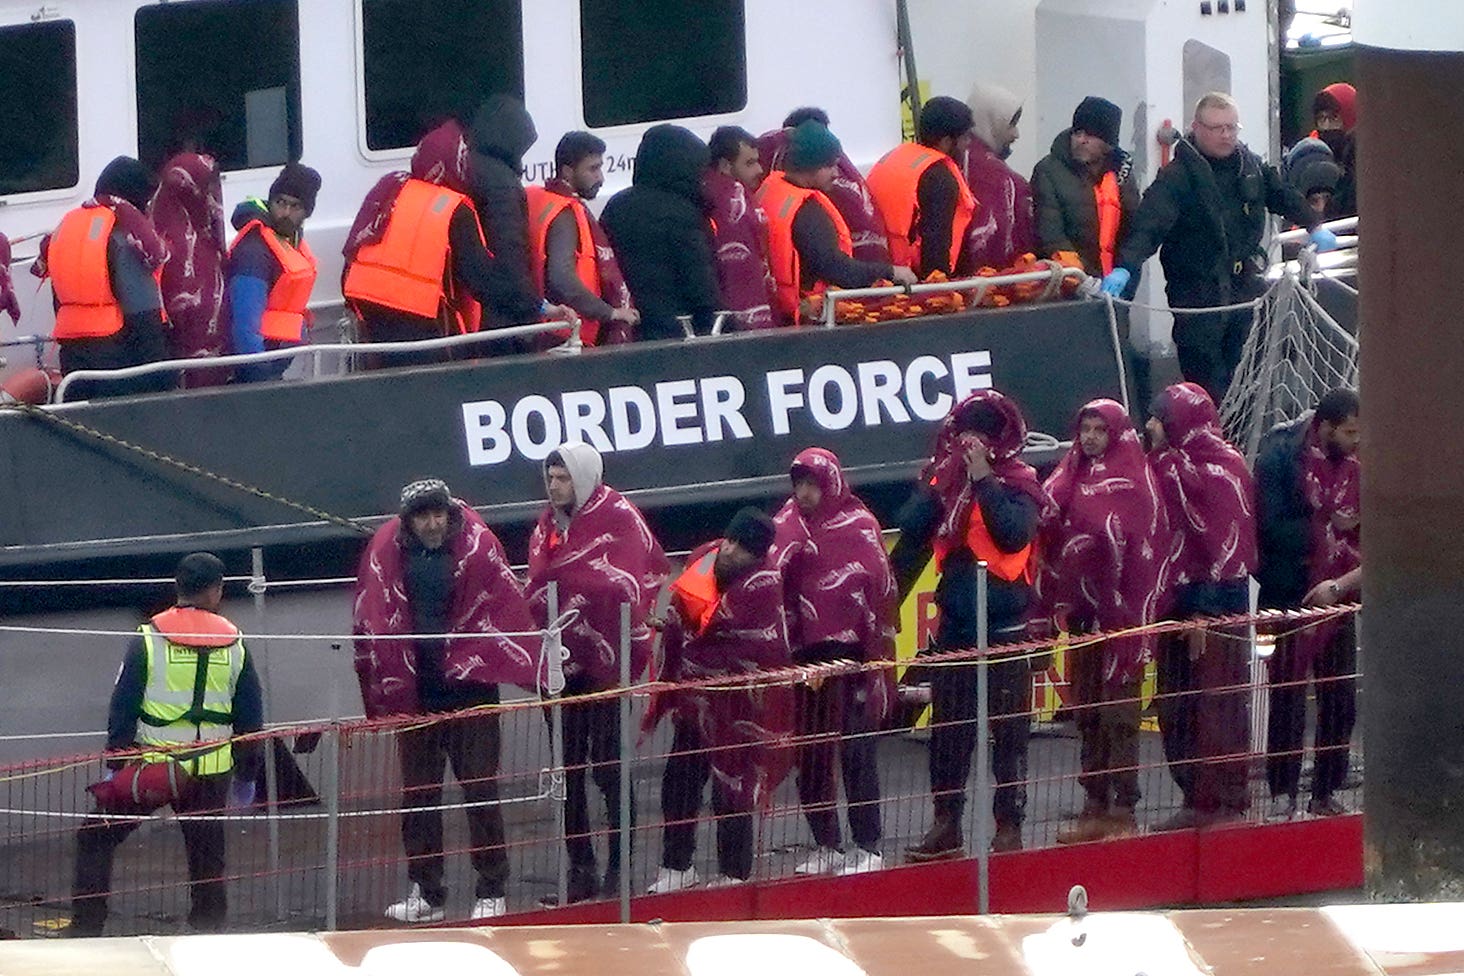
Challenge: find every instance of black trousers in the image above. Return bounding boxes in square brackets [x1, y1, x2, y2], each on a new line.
[58, 312, 174, 399]
[545, 693, 631, 877]
[928, 644, 1031, 827]
[660, 720, 753, 880]
[1266, 619, 1357, 802]
[1070, 644, 1142, 811]
[72, 773, 230, 935]
[796, 672, 882, 850]
[1171, 274, 1266, 405]
[398, 712, 509, 903]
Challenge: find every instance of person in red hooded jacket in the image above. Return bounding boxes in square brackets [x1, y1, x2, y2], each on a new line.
[772, 448, 897, 877]
[1310, 83, 1357, 217]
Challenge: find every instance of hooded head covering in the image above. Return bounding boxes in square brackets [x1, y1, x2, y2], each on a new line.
[411, 118, 472, 193]
[95, 156, 156, 213]
[966, 83, 1024, 156]
[789, 447, 852, 524]
[470, 94, 539, 170]
[1072, 96, 1122, 148]
[269, 162, 322, 216]
[1284, 136, 1341, 197]
[545, 442, 605, 515]
[399, 478, 453, 516]
[1313, 82, 1357, 132]
[785, 120, 843, 170]
[632, 124, 711, 204]
[725, 507, 776, 559]
[151, 152, 228, 366]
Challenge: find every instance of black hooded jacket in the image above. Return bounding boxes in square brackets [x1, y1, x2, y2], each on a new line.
[467, 96, 544, 328]
[600, 125, 721, 340]
[1031, 129, 1142, 277]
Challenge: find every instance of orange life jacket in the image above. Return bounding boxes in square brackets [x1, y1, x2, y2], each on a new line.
[756, 172, 853, 325]
[930, 486, 1036, 583]
[865, 142, 977, 272]
[525, 187, 604, 346]
[671, 548, 721, 636]
[344, 178, 484, 334]
[48, 207, 126, 340]
[150, 606, 241, 649]
[1094, 171, 1122, 276]
[230, 220, 317, 343]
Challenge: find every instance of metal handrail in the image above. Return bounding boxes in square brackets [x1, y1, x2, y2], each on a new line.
[53, 318, 582, 404]
[820, 266, 1089, 327]
[1273, 215, 1357, 246]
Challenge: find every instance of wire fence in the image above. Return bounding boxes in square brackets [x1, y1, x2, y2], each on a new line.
[0, 594, 1361, 940]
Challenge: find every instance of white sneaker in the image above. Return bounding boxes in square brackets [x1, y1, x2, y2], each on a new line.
[384, 883, 446, 924]
[470, 896, 507, 920]
[646, 866, 700, 894]
[794, 847, 845, 875]
[703, 874, 745, 888]
[836, 848, 884, 876]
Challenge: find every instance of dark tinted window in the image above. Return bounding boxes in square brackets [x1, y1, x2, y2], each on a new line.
[0, 20, 78, 195]
[135, 0, 302, 172]
[580, 0, 747, 128]
[361, 0, 525, 152]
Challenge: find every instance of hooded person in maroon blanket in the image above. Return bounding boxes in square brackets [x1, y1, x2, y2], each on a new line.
[151, 152, 228, 387]
[353, 479, 538, 924]
[1147, 383, 1257, 826]
[1041, 399, 1173, 843]
[963, 84, 1036, 270]
[891, 390, 1051, 858]
[645, 508, 792, 892]
[771, 448, 896, 876]
[759, 107, 892, 264]
[1256, 388, 1361, 818]
[525, 442, 668, 902]
[705, 126, 776, 330]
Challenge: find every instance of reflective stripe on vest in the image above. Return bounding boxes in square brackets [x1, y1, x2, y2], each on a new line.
[48, 207, 125, 339]
[1094, 171, 1123, 276]
[136, 624, 245, 777]
[931, 494, 1035, 583]
[230, 220, 318, 343]
[865, 142, 976, 272]
[756, 172, 853, 325]
[525, 186, 604, 345]
[343, 179, 475, 327]
[671, 549, 721, 636]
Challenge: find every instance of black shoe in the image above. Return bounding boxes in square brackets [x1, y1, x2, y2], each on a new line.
[1307, 796, 1347, 817]
[539, 865, 599, 908]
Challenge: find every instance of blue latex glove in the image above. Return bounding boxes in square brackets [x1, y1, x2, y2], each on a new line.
[1099, 268, 1131, 297]
[1310, 227, 1339, 252]
[229, 778, 257, 810]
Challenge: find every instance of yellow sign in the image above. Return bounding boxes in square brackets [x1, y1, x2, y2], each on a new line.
[900, 81, 932, 143]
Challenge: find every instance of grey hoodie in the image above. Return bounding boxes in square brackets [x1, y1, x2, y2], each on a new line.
[548, 441, 605, 530]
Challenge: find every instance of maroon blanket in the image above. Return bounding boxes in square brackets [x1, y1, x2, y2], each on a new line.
[757, 128, 891, 263]
[653, 542, 793, 811]
[0, 234, 21, 325]
[1149, 382, 1257, 587]
[703, 170, 776, 330]
[962, 143, 1035, 268]
[151, 153, 227, 371]
[353, 501, 538, 717]
[772, 448, 896, 723]
[1289, 416, 1362, 676]
[344, 118, 472, 264]
[526, 482, 669, 690]
[1041, 399, 1172, 686]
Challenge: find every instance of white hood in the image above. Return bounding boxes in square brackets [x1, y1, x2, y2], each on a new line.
[549, 441, 604, 514]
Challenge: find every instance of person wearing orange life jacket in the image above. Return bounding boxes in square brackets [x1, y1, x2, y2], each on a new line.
[889, 391, 1051, 859]
[526, 132, 639, 348]
[866, 96, 979, 278]
[71, 553, 264, 937]
[37, 156, 173, 399]
[226, 162, 321, 383]
[757, 121, 916, 326]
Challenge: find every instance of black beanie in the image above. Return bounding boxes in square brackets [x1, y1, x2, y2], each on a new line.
[269, 162, 322, 216]
[94, 156, 156, 212]
[1072, 96, 1122, 148]
[919, 95, 975, 146]
[724, 507, 775, 559]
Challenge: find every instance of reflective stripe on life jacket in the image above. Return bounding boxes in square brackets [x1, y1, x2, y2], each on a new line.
[230, 220, 318, 343]
[930, 488, 1036, 584]
[525, 187, 603, 346]
[344, 179, 480, 331]
[671, 548, 721, 636]
[756, 172, 853, 325]
[48, 207, 125, 339]
[1094, 171, 1122, 276]
[865, 142, 976, 272]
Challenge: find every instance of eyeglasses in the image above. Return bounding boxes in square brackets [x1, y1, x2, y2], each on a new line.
[1195, 120, 1243, 136]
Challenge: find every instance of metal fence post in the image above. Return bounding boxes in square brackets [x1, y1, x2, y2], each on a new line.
[547, 582, 568, 908]
[250, 547, 284, 922]
[618, 602, 632, 924]
[974, 562, 991, 915]
[323, 641, 344, 931]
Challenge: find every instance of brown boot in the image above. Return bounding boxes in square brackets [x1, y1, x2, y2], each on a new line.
[1057, 799, 1111, 845]
[991, 822, 1023, 853]
[1105, 806, 1137, 837]
[906, 812, 964, 862]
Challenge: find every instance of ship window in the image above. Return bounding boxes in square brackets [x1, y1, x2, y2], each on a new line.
[0, 20, 78, 196]
[580, 0, 747, 128]
[360, 0, 525, 152]
[135, 0, 303, 173]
